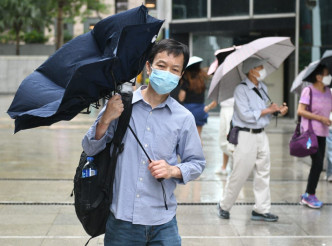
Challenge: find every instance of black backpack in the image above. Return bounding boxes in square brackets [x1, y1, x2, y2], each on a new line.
[72, 92, 133, 245]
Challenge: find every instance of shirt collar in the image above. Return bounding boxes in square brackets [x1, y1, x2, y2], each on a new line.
[132, 85, 173, 113]
[244, 77, 262, 90]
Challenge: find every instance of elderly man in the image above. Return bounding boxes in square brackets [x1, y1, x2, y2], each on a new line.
[218, 57, 288, 222]
[83, 39, 206, 245]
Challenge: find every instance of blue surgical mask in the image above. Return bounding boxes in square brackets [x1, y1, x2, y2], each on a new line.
[149, 68, 181, 95]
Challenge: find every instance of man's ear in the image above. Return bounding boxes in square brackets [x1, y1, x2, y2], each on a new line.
[145, 61, 152, 76]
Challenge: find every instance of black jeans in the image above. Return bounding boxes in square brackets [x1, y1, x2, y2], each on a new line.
[306, 136, 326, 195]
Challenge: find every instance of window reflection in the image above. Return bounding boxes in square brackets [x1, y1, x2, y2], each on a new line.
[116, 0, 128, 13]
[172, 0, 207, 19]
[211, 0, 249, 17]
[254, 0, 295, 14]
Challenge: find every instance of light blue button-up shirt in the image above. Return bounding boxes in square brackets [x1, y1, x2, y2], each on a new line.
[82, 86, 205, 225]
[232, 78, 272, 129]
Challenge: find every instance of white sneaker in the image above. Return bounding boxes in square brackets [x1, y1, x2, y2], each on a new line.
[215, 168, 227, 175]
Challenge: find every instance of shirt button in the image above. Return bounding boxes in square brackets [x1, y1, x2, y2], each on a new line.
[149, 112, 152, 115]
[136, 194, 140, 198]
[142, 160, 146, 164]
[139, 178, 143, 181]
[144, 144, 148, 148]
[147, 127, 150, 131]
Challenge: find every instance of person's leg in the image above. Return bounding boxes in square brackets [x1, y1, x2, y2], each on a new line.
[220, 131, 257, 212]
[222, 153, 229, 170]
[148, 216, 181, 246]
[104, 213, 147, 246]
[219, 107, 234, 157]
[253, 132, 271, 214]
[326, 129, 332, 180]
[196, 125, 203, 139]
[306, 136, 326, 194]
[301, 137, 326, 208]
[217, 107, 234, 174]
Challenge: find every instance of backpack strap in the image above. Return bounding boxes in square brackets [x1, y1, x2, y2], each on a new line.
[104, 91, 133, 203]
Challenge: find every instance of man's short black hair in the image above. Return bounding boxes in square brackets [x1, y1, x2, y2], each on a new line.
[147, 39, 189, 72]
[307, 64, 328, 83]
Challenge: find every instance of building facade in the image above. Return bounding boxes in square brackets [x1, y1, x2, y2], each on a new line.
[158, 0, 298, 115]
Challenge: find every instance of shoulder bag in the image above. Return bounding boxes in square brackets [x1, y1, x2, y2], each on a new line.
[289, 87, 318, 157]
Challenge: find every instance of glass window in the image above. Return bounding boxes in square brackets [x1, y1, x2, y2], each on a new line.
[192, 35, 234, 68]
[211, 0, 249, 17]
[172, 0, 207, 20]
[116, 0, 128, 13]
[146, 0, 156, 9]
[254, 0, 295, 14]
[84, 18, 101, 32]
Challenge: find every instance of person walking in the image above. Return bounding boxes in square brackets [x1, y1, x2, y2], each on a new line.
[83, 39, 206, 245]
[217, 57, 288, 222]
[298, 64, 332, 208]
[326, 125, 332, 182]
[215, 97, 234, 175]
[326, 88, 332, 183]
[178, 56, 216, 139]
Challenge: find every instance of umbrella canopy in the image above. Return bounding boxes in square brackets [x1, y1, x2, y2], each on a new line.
[186, 56, 203, 68]
[290, 50, 332, 94]
[290, 61, 318, 94]
[207, 46, 241, 75]
[302, 50, 332, 82]
[208, 37, 295, 103]
[7, 5, 164, 133]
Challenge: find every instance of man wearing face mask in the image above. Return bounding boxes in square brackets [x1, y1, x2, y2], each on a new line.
[218, 57, 288, 222]
[83, 39, 205, 245]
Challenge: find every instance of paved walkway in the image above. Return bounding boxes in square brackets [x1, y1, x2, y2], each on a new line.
[0, 95, 332, 246]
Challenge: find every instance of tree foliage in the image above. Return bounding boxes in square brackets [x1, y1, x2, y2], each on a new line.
[0, 0, 50, 55]
[49, 0, 108, 49]
[0, 0, 108, 53]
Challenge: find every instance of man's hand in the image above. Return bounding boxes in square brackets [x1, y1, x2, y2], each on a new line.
[268, 103, 279, 114]
[100, 94, 124, 125]
[95, 94, 124, 140]
[279, 102, 288, 116]
[148, 160, 182, 180]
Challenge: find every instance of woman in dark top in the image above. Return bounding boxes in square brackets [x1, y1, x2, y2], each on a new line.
[179, 57, 216, 138]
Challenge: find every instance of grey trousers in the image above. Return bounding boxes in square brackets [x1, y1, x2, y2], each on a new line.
[220, 130, 271, 214]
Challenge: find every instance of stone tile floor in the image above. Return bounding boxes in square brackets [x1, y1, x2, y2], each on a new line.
[0, 95, 332, 246]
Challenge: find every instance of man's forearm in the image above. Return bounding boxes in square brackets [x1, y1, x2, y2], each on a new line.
[95, 118, 111, 140]
[171, 166, 182, 179]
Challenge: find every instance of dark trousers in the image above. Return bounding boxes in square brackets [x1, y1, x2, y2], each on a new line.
[306, 136, 326, 194]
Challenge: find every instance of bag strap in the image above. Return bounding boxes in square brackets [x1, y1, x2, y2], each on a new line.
[102, 91, 168, 210]
[297, 87, 313, 130]
[307, 87, 314, 131]
[127, 125, 168, 210]
[105, 92, 133, 204]
[89, 93, 133, 209]
[240, 81, 278, 125]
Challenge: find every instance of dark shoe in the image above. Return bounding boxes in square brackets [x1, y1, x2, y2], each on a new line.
[251, 210, 278, 222]
[217, 203, 230, 219]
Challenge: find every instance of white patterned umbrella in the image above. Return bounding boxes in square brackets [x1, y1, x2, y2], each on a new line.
[208, 37, 295, 103]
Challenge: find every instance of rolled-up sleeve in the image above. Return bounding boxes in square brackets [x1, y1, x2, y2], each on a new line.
[175, 114, 206, 184]
[82, 105, 117, 156]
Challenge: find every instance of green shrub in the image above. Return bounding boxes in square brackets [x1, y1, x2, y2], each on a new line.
[24, 30, 47, 43]
[64, 30, 73, 43]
